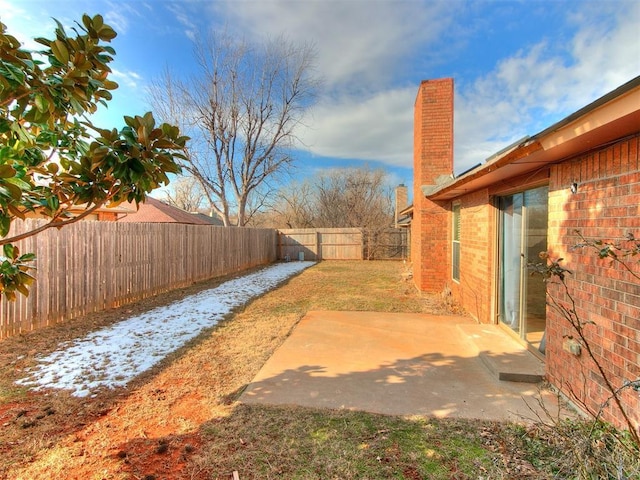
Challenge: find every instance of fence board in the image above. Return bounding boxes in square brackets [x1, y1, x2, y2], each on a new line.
[277, 228, 408, 261]
[278, 228, 362, 260]
[0, 220, 277, 339]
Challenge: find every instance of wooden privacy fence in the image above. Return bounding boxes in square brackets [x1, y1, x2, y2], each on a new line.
[0, 220, 277, 339]
[364, 228, 410, 260]
[278, 228, 409, 261]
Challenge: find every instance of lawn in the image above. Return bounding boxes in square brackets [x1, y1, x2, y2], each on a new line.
[0, 261, 636, 479]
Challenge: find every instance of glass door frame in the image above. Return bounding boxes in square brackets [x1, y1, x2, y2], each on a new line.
[495, 185, 549, 356]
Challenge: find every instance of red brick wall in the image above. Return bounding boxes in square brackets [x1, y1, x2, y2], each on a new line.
[452, 172, 551, 324]
[412, 78, 454, 292]
[97, 211, 118, 221]
[450, 188, 494, 322]
[546, 134, 640, 432]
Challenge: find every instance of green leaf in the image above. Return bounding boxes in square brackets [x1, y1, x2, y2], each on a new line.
[47, 196, 60, 212]
[3, 244, 14, 260]
[51, 39, 70, 64]
[34, 94, 49, 113]
[10, 123, 34, 145]
[34, 36, 51, 47]
[7, 204, 25, 220]
[19, 252, 36, 262]
[142, 112, 155, 128]
[102, 79, 118, 90]
[152, 139, 178, 149]
[53, 18, 67, 39]
[0, 181, 23, 201]
[97, 26, 117, 41]
[82, 14, 93, 31]
[92, 14, 104, 30]
[95, 90, 113, 101]
[15, 283, 30, 297]
[0, 165, 16, 178]
[91, 145, 111, 162]
[0, 60, 26, 85]
[4, 176, 32, 191]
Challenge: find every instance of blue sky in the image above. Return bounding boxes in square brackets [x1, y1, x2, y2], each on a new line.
[2, 0, 639, 197]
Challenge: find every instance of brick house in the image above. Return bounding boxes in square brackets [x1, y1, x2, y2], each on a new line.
[411, 76, 640, 431]
[22, 203, 134, 221]
[118, 197, 223, 225]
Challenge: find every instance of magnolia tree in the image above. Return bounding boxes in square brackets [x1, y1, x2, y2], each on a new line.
[0, 15, 187, 299]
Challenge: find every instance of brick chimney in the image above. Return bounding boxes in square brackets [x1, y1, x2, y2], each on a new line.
[394, 184, 408, 228]
[412, 78, 454, 292]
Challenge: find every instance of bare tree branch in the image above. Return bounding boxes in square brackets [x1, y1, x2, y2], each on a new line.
[161, 176, 205, 212]
[252, 167, 394, 232]
[148, 32, 319, 226]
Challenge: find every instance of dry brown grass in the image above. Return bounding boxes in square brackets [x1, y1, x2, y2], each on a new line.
[1, 261, 449, 479]
[2, 260, 627, 479]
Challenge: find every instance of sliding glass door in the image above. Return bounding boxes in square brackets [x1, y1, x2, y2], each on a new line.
[498, 186, 548, 352]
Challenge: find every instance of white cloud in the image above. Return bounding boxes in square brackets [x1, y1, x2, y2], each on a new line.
[215, 0, 451, 92]
[104, 4, 134, 34]
[299, 87, 415, 166]
[0, 1, 46, 50]
[5, 0, 638, 180]
[453, 1, 640, 174]
[209, 1, 452, 167]
[110, 68, 143, 89]
[0, 0, 27, 23]
[167, 1, 199, 42]
[216, 0, 639, 175]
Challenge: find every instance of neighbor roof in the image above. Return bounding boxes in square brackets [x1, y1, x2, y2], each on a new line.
[118, 197, 222, 225]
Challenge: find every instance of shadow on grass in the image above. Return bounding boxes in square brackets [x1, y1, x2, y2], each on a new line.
[113, 402, 503, 480]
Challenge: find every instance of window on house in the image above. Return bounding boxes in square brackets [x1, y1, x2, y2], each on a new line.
[452, 203, 461, 281]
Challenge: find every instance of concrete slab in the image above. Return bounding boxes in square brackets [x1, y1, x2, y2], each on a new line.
[241, 311, 567, 422]
[457, 324, 545, 383]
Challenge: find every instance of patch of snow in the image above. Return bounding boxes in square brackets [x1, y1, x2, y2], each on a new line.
[16, 261, 314, 397]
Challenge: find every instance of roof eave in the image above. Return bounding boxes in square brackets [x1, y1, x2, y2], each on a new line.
[424, 75, 640, 201]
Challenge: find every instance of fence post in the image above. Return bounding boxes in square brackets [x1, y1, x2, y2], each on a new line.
[316, 231, 321, 260]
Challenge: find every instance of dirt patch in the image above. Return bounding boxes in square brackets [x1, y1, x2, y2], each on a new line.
[0, 261, 465, 479]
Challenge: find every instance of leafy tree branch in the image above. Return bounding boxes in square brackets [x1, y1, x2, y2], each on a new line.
[0, 14, 188, 299]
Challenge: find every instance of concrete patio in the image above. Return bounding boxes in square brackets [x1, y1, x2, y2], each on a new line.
[241, 310, 568, 422]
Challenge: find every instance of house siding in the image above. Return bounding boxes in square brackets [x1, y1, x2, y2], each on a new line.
[546, 134, 640, 430]
[97, 211, 118, 221]
[453, 170, 549, 325]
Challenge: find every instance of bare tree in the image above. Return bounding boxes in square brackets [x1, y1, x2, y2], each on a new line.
[149, 33, 319, 226]
[252, 181, 316, 228]
[259, 167, 393, 229]
[313, 167, 393, 230]
[161, 176, 205, 212]
[262, 167, 396, 258]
